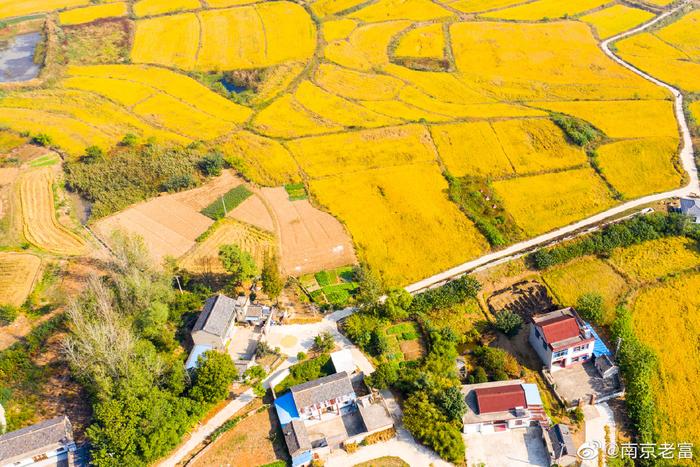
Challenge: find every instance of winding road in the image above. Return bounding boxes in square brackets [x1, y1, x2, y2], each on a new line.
[405, 1, 699, 294]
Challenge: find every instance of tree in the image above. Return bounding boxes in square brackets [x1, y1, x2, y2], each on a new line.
[381, 288, 413, 321]
[577, 292, 604, 324]
[494, 310, 523, 337]
[296, 351, 307, 361]
[261, 253, 284, 300]
[365, 361, 399, 389]
[402, 392, 465, 463]
[242, 365, 266, 384]
[253, 382, 266, 398]
[436, 386, 467, 422]
[369, 329, 389, 357]
[198, 151, 225, 176]
[0, 305, 19, 325]
[473, 366, 488, 383]
[189, 351, 237, 403]
[354, 263, 383, 306]
[219, 244, 257, 284]
[312, 332, 334, 353]
[83, 145, 104, 162]
[31, 133, 52, 147]
[120, 133, 139, 147]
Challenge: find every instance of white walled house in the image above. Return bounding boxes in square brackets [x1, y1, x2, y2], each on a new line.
[0, 416, 80, 467]
[680, 197, 700, 223]
[191, 294, 239, 349]
[291, 372, 357, 422]
[529, 308, 594, 372]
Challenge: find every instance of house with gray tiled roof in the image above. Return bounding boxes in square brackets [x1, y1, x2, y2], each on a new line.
[291, 372, 356, 421]
[191, 294, 239, 349]
[282, 420, 311, 462]
[0, 416, 79, 466]
[680, 197, 700, 223]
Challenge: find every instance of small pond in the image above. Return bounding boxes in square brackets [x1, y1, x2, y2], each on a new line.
[0, 32, 42, 83]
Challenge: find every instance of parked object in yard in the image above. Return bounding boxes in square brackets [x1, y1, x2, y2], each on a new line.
[461, 379, 549, 434]
[529, 308, 595, 371]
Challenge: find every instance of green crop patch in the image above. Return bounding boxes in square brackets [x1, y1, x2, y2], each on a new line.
[201, 185, 252, 220]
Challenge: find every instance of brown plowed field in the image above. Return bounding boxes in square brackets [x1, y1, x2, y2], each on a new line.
[19, 168, 86, 255]
[0, 251, 42, 306]
[261, 187, 356, 276]
[229, 193, 275, 232]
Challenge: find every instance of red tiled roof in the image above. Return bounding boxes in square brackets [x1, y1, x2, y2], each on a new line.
[538, 315, 580, 344]
[475, 384, 526, 414]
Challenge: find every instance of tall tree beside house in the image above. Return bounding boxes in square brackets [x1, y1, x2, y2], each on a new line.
[576, 292, 604, 324]
[354, 262, 384, 306]
[261, 252, 284, 300]
[189, 350, 238, 403]
[219, 244, 258, 284]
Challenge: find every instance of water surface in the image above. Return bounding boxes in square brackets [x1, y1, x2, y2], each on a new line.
[0, 32, 42, 83]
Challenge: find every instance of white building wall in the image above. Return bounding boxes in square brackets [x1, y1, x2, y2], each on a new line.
[529, 325, 553, 367]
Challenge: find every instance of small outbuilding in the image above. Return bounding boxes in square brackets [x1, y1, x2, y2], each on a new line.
[680, 197, 700, 223]
[330, 349, 356, 375]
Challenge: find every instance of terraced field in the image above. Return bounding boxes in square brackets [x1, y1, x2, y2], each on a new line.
[0, 252, 42, 307]
[18, 168, 86, 255]
[0, 0, 690, 285]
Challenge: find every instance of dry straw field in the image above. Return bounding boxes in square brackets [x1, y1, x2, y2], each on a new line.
[0, 0, 690, 284]
[0, 252, 42, 307]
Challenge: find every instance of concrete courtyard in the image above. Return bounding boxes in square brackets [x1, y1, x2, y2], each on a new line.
[464, 427, 549, 467]
[551, 362, 621, 405]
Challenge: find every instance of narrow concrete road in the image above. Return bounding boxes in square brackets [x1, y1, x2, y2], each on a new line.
[405, 0, 698, 294]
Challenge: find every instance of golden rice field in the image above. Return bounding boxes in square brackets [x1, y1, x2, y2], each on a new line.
[595, 137, 683, 199]
[533, 100, 678, 139]
[631, 272, 700, 450]
[18, 168, 86, 256]
[579, 4, 654, 40]
[325, 21, 411, 71]
[286, 125, 437, 178]
[692, 101, 700, 132]
[252, 94, 342, 138]
[542, 256, 627, 324]
[617, 9, 700, 93]
[349, 0, 453, 22]
[394, 23, 445, 60]
[132, 2, 316, 71]
[133, 0, 201, 17]
[482, 0, 608, 21]
[609, 236, 700, 282]
[250, 62, 306, 106]
[0, 0, 88, 20]
[315, 63, 404, 101]
[179, 220, 275, 274]
[448, 0, 527, 14]
[493, 168, 615, 236]
[218, 131, 302, 186]
[0, 252, 42, 307]
[58, 2, 127, 25]
[310, 163, 488, 286]
[312, 0, 367, 17]
[450, 21, 668, 101]
[322, 19, 357, 41]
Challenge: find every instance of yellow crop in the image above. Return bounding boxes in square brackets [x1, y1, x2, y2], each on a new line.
[580, 5, 654, 40]
[314, 64, 404, 101]
[310, 163, 488, 286]
[133, 0, 201, 17]
[59, 2, 127, 25]
[542, 256, 627, 324]
[691, 101, 700, 132]
[534, 100, 678, 139]
[596, 137, 683, 198]
[252, 94, 342, 138]
[325, 22, 411, 71]
[251, 62, 306, 106]
[132, 13, 200, 70]
[0, 252, 42, 307]
[610, 236, 700, 282]
[493, 168, 615, 236]
[617, 10, 700, 92]
[207, 0, 259, 6]
[325, 40, 374, 71]
[322, 19, 357, 41]
[350, 0, 452, 22]
[482, 0, 608, 21]
[285, 124, 437, 178]
[449, 0, 530, 14]
[62, 75, 155, 106]
[430, 121, 514, 178]
[218, 131, 301, 186]
[450, 21, 667, 101]
[491, 119, 588, 174]
[312, 0, 367, 16]
[0, 0, 89, 20]
[294, 81, 400, 128]
[384, 64, 491, 104]
[256, 2, 317, 66]
[359, 100, 452, 122]
[395, 23, 445, 60]
[132, 94, 236, 140]
[632, 272, 700, 450]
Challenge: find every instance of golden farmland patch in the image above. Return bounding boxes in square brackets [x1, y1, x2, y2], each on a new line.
[132, 13, 200, 70]
[312, 0, 368, 17]
[450, 21, 668, 100]
[350, 0, 453, 22]
[610, 236, 700, 282]
[359, 100, 452, 122]
[322, 19, 357, 42]
[430, 121, 514, 177]
[0, 0, 89, 20]
[394, 23, 445, 60]
[493, 168, 615, 236]
[580, 5, 654, 40]
[59, 2, 127, 25]
[482, 0, 609, 21]
[0, 252, 42, 307]
[314, 64, 404, 101]
[286, 124, 437, 178]
[325, 21, 410, 71]
[449, 0, 528, 14]
[617, 10, 700, 92]
[133, 0, 201, 17]
[310, 163, 488, 285]
[596, 137, 682, 198]
[400, 87, 545, 118]
[542, 256, 627, 324]
[631, 272, 700, 449]
[252, 94, 342, 138]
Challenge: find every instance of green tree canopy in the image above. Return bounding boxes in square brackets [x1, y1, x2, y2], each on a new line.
[189, 350, 238, 403]
[219, 244, 258, 284]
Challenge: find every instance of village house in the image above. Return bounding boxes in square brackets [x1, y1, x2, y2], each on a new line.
[275, 359, 394, 466]
[544, 423, 578, 466]
[529, 308, 595, 371]
[679, 197, 700, 223]
[462, 379, 548, 434]
[0, 416, 83, 467]
[186, 294, 240, 369]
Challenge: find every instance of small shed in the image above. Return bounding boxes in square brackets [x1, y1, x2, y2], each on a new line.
[330, 349, 355, 375]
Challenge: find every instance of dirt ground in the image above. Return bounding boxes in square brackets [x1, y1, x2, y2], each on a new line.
[190, 400, 288, 467]
[229, 193, 275, 232]
[260, 186, 356, 276]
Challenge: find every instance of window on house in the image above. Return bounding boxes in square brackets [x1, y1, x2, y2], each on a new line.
[535, 328, 541, 339]
[553, 350, 567, 359]
[573, 344, 588, 353]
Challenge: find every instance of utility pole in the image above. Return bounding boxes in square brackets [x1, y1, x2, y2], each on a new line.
[615, 336, 622, 357]
[222, 195, 228, 216]
[174, 275, 183, 294]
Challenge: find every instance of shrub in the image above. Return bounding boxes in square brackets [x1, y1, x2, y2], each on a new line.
[473, 366, 488, 383]
[360, 427, 395, 445]
[120, 133, 139, 147]
[344, 442, 358, 453]
[198, 151, 225, 176]
[31, 133, 52, 147]
[494, 310, 523, 337]
[551, 113, 601, 147]
[83, 145, 104, 162]
[312, 332, 334, 353]
[0, 305, 19, 325]
[409, 276, 481, 315]
[296, 351, 307, 361]
[576, 293, 604, 324]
